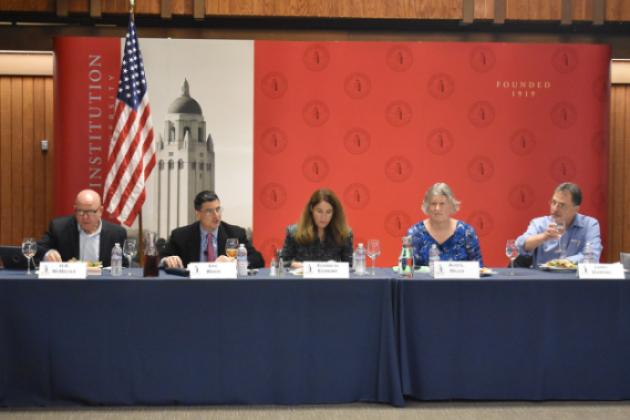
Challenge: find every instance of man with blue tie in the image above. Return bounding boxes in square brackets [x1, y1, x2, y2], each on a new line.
[161, 190, 264, 269]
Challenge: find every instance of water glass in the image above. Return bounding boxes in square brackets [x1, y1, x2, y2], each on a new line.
[366, 239, 381, 276]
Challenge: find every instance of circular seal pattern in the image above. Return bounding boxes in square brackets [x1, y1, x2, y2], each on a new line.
[259, 183, 287, 210]
[426, 128, 454, 155]
[550, 102, 577, 129]
[552, 47, 579, 74]
[344, 72, 371, 99]
[260, 127, 288, 155]
[466, 211, 494, 237]
[468, 101, 495, 128]
[343, 183, 370, 210]
[509, 129, 536, 156]
[302, 100, 330, 127]
[260, 72, 288, 99]
[302, 156, 330, 183]
[343, 128, 371, 155]
[385, 101, 413, 127]
[386, 45, 413, 72]
[469, 47, 496, 73]
[467, 156, 495, 182]
[508, 184, 536, 210]
[384, 211, 412, 238]
[303, 44, 330, 71]
[549, 157, 577, 182]
[427, 73, 455, 100]
[384, 156, 413, 183]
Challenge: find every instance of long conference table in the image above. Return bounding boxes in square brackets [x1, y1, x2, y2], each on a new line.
[1, 267, 630, 407]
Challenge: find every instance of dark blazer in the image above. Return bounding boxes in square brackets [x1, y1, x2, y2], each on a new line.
[161, 221, 265, 268]
[36, 216, 128, 267]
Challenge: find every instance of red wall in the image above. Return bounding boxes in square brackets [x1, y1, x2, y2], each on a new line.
[253, 41, 610, 267]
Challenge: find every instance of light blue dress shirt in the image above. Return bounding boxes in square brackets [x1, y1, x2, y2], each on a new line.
[515, 214, 602, 265]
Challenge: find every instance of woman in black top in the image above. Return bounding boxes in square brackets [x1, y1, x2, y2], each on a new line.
[281, 188, 353, 269]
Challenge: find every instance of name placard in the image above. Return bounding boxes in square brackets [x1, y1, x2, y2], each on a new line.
[578, 263, 625, 279]
[39, 262, 88, 279]
[303, 261, 350, 279]
[187, 262, 237, 279]
[433, 261, 480, 279]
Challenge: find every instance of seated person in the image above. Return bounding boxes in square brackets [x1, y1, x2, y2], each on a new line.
[407, 182, 483, 266]
[161, 190, 264, 268]
[281, 188, 353, 269]
[37, 189, 127, 267]
[515, 182, 601, 265]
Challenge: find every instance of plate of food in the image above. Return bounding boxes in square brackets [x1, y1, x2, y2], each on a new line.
[539, 259, 577, 272]
[480, 267, 497, 276]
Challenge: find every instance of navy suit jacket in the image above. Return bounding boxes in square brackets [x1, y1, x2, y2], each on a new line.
[36, 216, 127, 267]
[160, 221, 265, 268]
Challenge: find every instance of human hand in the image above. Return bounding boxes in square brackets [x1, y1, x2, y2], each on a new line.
[44, 249, 62, 262]
[163, 256, 183, 268]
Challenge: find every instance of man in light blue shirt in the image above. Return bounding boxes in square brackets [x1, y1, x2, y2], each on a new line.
[515, 182, 602, 266]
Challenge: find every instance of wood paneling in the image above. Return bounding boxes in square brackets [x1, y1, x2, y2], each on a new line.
[572, 0, 592, 21]
[607, 0, 630, 21]
[609, 85, 630, 261]
[474, 0, 494, 20]
[506, 0, 562, 20]
[0, 76, 54, 245]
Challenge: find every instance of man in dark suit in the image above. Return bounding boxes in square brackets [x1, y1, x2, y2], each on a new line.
[161, 190, 264, 269]
[37, 189, 127, 267]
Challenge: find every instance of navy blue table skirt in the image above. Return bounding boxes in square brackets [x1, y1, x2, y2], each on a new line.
[2, 267, 630, 406]
[0, 271, 402, 406]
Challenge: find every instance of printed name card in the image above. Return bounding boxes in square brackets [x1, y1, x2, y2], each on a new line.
[303, 262, 350, 279]
[433, 261, 480, 279]
[578, 263, 625, 279]
[188, 262, 237, 279]
[39, 262, 87, 279]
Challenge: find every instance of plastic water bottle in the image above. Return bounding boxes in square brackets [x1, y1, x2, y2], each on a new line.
[354, 243, 366, 276]
[429, 244, 440, 277]
[237, 244, 248, 277]
[583, 241, 595, 264]
[270, 256, 278, 276]
[398, 236, 414, 278]
[111, 243, 123, 277]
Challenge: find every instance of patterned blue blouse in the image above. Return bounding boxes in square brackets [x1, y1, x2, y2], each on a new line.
[407, 220, 484, 267]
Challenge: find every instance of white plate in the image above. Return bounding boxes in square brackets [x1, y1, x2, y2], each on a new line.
[539, 264, 577, 272]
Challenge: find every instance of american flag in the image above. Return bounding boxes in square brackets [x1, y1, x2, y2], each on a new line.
[103, 13, 156, 227]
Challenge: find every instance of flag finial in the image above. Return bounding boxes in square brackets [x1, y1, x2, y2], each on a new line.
[129, 0, 135, 12]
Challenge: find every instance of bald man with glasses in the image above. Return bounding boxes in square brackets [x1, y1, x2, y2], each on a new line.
[37, 189, 127, 266]
[160, 190, 264, 269]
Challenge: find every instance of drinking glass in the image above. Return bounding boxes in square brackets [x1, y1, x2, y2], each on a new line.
[122, 238, 137, 276]
[225, 238, 239, 259]
[366, 239, 381, 276]
[21, 237, 37, 275]
[554, 219, 566, 257]
[505, 239, 518, 275]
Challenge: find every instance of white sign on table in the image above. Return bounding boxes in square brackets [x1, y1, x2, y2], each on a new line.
[187, 262, 237, 279]
[38, 262, 87, 279]
[433, 261, 480, 279]
[303, 261, 350, 279]
[578, 263, 625, 279]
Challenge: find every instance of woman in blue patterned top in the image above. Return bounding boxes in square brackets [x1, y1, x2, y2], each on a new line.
[407, 182, 484, 267]
[281, 188, 353, 269]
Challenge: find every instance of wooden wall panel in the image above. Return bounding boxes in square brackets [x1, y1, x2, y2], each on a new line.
[102, 0, 161, 14]
[474, 0, 494, 20]
[572, 0, 592, 21]
[0, 76, 54, 245]
[609, 85, 630, 261]
[506, 0, 562, 20]
[0, 0, 55, 12]
[607, 0, 630, 21]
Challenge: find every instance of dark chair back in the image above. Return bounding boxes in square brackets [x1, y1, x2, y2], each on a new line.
[511, 254, 533, 268]
[0, 245, 27, 269]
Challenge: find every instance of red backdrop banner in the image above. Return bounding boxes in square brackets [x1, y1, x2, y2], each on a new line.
[53, 37, 120, 217]
[253, 41, 610, 267]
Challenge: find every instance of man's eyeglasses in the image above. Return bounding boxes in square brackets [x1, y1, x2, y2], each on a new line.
[75, 209, 99, 217]
[199, 207, 222, 215]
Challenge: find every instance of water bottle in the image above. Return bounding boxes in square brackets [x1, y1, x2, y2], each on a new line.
[429, 244, 440, 277]
[111, 243, 123, 277]
[398, 236, 414, 278]
[237, 244, 248, 277]
[270, 256, 278, 276]
[583, 241, 595, 264]
[354, 243, 366, 276]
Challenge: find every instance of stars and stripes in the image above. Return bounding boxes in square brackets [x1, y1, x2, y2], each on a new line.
[103, 13, 156, 227]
